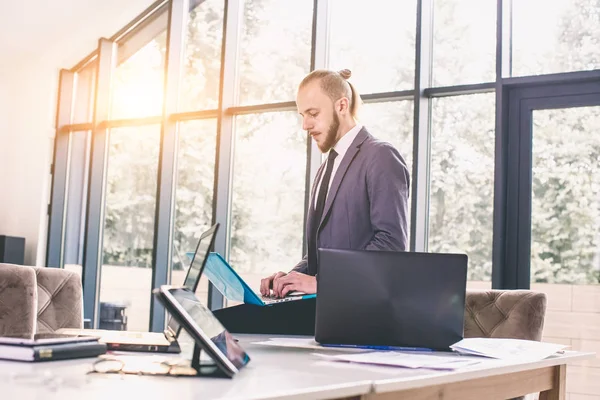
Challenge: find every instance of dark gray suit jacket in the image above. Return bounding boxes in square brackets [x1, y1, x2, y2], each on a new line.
[292, 127, 410, 275]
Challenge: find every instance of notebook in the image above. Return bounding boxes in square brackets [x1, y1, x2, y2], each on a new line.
[0, 335, 107, 362]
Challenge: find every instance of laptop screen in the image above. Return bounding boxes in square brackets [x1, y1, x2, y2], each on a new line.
[183, 223, 219, 291]
[166, 223, 218, 337]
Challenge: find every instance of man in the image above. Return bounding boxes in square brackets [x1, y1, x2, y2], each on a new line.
[260, 68, 410, 298]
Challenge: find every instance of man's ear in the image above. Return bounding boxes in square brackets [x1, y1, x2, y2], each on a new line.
[337, 97, 350, 114]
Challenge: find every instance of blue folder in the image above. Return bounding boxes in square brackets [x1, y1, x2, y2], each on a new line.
[186, 252, 316, 306]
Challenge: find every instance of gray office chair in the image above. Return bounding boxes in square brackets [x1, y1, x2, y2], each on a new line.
[464, 289, 548, 400]
[0, 263, 83, 338]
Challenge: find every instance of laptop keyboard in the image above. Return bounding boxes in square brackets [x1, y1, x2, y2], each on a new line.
[261, 291, 305, 300]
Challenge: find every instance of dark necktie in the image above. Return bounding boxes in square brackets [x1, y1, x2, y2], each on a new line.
[308, 149, 338, 275]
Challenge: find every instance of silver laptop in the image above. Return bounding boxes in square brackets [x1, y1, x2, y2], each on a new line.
[58, 223, 219, 353]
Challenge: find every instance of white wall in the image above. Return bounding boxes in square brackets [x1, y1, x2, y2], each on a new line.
[0, 61, 56, 265]
[0, 0, 155, 265]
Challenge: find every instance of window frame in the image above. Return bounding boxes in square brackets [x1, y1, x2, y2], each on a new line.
[47, 0, 600, 332]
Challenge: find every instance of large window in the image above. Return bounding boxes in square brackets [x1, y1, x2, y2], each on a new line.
[100, 126, 161, 331]
[328, 0, 416, 93]
[432, 0, 496, 86]
[179, 0, 224, 112]
[429, 93, 495, 285]
[63, 131, 91, 278]
[229, 112, 307, 290]
[237, 0, 313, 105]
[530, 106, 600, 284]
[110, 32, 167, 119]
[527, 103, 600, 400]
[512, 0, 600, 77]
[172, 119, 218, 303]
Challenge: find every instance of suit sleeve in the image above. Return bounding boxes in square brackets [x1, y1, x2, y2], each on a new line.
[365, 143, 410, 251]
[291, 254, 309, 274]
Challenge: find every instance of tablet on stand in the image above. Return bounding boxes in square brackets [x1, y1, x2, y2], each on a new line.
[153, 285, 251, 378]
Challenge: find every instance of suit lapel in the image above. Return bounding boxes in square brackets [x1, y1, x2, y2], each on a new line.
[318, 127, 370, 230]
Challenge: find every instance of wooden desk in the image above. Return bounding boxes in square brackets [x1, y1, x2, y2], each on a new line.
[366, 351, 585, 400]
[0, 334, 593, 400]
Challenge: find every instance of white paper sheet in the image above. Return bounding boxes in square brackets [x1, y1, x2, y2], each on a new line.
[449, 338, 569, 361]
[252, 338, 347, 351]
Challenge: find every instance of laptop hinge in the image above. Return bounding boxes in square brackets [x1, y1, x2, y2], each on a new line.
[164, 328, 176, 342]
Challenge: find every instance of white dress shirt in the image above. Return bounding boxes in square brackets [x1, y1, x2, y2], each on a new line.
[313, 123, 363, 209]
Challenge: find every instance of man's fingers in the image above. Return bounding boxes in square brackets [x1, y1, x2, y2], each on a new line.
[272, 277, 282, 297]
[260, 273, 277, 296]
[275, 276, 291, 297]
[274, 274, 295, 297]
[259, 278, 266, 295]
[281, 283, 297, 298]
[260, 278, 269, 296]
[272, 274, 284, 296]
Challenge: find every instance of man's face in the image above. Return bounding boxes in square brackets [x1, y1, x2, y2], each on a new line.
[297, 81, 340, 153]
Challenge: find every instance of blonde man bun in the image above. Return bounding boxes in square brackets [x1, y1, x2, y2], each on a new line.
[299, 69, 362, 118]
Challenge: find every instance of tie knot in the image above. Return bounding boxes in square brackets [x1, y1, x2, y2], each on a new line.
[328, 149, 338, 162]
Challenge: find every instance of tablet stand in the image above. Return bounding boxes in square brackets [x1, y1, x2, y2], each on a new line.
[189, 342, 228, 378]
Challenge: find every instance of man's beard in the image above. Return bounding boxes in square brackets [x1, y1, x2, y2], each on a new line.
[320, 110, 340, 153]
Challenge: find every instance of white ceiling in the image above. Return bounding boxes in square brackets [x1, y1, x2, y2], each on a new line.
[0, 0, 156, 67]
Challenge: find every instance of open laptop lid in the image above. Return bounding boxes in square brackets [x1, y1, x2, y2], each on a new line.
[182, 223, 219, 292]
[198, 252, 316, 306]
[165, 223, 219, 339]
[315, 248, 467, 351]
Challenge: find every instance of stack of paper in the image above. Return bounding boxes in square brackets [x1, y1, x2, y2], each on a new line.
[313, 352, 480, 370]
[449, 338, 569, 361]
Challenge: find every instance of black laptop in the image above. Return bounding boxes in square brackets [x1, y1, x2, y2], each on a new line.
[58, 223, 219, 353]
[315, 248, 468, 351]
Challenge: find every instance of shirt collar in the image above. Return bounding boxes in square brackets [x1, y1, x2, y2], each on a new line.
[331, 123, 363, 160]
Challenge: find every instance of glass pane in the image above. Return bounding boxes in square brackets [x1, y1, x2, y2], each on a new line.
[512, 0, 600, 77]
[429, 93, 495, 287]
[172, 120, 218, 303]
[229, 112, 306, 299]
[433, 0, 496, 86]
[73, 63, 96, 124]
[359, 100, 414, 239]
[180, 0, 224, 112]
[111, 31, 167, 119]
[329, 0, 416, 93]
[237, 0, 313, 105]
[531, 106, 600, 399]
[64, 131, 91, 279]
[101, 126, 161, 332]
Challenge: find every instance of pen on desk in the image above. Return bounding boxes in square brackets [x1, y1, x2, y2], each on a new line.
[321, 343, 432, 352]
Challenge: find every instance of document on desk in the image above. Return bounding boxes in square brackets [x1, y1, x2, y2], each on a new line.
[313, 352, 481, 370]
[449, 338, 569, 361]
[253, 338, 332, 350]
[254, 338, 401, 352]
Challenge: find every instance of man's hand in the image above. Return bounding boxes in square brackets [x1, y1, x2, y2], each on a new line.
[260, 271, 287, 296]
[272, 271, 316, 298]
